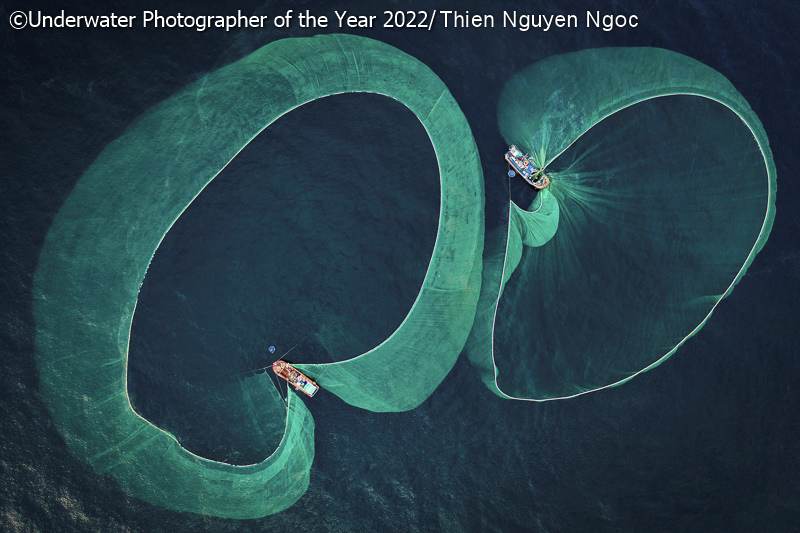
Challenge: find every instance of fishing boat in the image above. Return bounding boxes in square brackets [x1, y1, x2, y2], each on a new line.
[505, 145, 550, 189]
[272, 360, 319, 397]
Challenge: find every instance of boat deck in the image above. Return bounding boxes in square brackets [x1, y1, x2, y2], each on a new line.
[272, 360, 319, 397]
[505, 145, 550, 189]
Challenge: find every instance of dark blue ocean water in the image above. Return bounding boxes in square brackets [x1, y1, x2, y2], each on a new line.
[2, 0, 799, 531]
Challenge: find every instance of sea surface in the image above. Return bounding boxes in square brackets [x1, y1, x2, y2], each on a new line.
[1, 0, 799, 531]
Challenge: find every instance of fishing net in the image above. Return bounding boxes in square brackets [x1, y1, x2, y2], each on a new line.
[467, 48, 776, 400]
[33, 35, 774, 518]
[33, 34, 483, 518]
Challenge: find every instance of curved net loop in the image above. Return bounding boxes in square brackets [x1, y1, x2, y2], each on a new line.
[468, 47, 776, 400]
[33, 34, 483, 518]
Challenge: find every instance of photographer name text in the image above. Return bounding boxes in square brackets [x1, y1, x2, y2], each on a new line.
[10, 9, 639, 32]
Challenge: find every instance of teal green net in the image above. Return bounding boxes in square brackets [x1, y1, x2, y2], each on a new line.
[467, 48, 776, 400]
[33, 37, 775, 517]
[33, 34, 483, 518]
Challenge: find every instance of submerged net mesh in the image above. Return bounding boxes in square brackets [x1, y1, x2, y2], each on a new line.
[467, 48, 776, 400]
[33, 37, 774, 517]
[33, 34, 483, 518]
